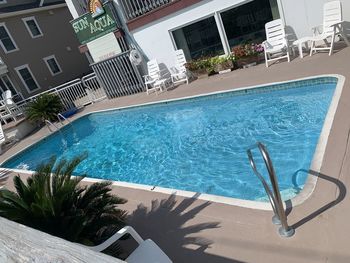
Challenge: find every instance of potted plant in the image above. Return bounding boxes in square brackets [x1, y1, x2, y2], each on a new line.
[211, 54, 235, 74]
[232, 43, 264, 68]
[185, 58, 210, 79]
[25, 93, 63, 125]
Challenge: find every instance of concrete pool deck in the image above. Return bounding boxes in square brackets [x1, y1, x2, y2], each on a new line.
[1, 45, 350, 262]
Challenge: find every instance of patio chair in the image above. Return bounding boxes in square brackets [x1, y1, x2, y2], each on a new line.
[144, 59, 171, 95]
[309, 1, 343, 56]
[0, 100, 16, 124]
[0, 122, 5, 154]
[263, 19, 291, 67]
[2, 90, 22, 119]
[84, 226, 172, 263]
[170, 49, 189, 85]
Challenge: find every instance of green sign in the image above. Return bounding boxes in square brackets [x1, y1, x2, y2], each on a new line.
[71, 5, 117, 45]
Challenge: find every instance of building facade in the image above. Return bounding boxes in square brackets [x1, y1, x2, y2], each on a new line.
[0, 0, 91, 100]
[66, 0, 350, 70]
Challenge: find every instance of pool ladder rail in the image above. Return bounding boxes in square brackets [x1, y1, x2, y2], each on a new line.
[45, 114, 71, 132]
[247, 142, 295, 238]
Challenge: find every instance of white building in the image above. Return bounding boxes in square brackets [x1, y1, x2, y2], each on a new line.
[66, 0, 350, 69]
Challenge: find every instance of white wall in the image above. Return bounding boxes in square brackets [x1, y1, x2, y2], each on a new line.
[121, 0, 255, 69]
[280, 0, 350, 38]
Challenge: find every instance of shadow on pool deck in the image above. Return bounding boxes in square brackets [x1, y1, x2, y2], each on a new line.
[127, 193, 243, 262]
[288, 169, 346, 231]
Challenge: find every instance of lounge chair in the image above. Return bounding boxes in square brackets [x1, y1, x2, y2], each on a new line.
[2, 90, 22, 120]
[84, 226, 172, 263]
[143, 59, 165, 95]
[309, 1, 343, 56]
[263, 19, 291, 67]
[0, 100, 16, 124]
[0, 122, 5, 154]
[170, 49, 189, 85]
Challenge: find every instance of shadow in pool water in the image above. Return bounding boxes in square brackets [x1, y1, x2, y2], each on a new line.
[287, 169, 346, 230]
[126, 193, 243, 262]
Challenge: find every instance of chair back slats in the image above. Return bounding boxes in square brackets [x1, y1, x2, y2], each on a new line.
[265, 19, 286, 48]
[174, 49, 187, 72]
[147, 59, 160, 80]
[0, 123, 5, 144]
[323, 1, 342, 35]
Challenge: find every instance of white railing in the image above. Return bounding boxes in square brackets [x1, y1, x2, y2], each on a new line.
[15, 73, 106, 114]
[119, 0, 173, 21]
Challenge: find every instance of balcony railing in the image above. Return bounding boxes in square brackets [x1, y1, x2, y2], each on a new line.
[119, 0, 173, 21]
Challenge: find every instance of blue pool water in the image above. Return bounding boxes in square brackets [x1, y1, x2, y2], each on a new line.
[2, 78, 337, 201]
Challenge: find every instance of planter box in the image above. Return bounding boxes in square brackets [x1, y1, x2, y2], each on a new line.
[236, 56, 259, 68]
[191, 68, 208, 79]
[214, 60, 234, 73]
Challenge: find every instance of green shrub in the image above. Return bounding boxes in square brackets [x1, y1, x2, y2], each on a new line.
[0, 155, 127, 246]
[26, 93, 63, 123]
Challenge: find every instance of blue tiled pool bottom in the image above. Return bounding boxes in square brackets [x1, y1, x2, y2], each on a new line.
[3, 78, 337, 201]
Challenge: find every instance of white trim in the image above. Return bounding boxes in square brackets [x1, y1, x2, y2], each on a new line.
[14, 64, 40, 93]
[43, 55, 62, 76]
[0, 22, 18, 54]
[22, 16, 43, 39]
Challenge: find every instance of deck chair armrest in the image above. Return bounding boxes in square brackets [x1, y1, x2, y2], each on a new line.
[88, 226, 144, 252]
[143, 75, 154, 82]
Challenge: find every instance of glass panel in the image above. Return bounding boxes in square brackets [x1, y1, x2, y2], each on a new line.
[47, 58, 60, 74]
[0, 26, 16, 51]
[19, 67, 39, 91]
[2, 75, 18, 95]
[172, 16, 224, 60]
[0, 78, 6, 93]
[26, 20, 41, 36]
[221, 0, 279, 48]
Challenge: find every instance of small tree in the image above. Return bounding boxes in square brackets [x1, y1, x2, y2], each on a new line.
[0, 156, 127, 245]
[26, 93, 63, 123]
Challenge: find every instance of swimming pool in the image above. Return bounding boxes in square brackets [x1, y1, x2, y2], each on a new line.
[2, 76, 340, 202]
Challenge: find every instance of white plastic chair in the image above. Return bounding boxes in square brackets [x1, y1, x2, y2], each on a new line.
[85, 226, 172, 263]
[0, 122, 5, 154]
[143, 59, 162, 95]
[2, 90, 22, 119]
[0, 100, 16, 124]
[263, 19, 290, 67]
[170, 49, 189, 85]
[309, 1, 343, 56]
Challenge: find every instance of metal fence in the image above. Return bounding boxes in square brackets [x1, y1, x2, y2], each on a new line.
[91, 51, 144, 99]
[119, 0, 173, 20]
[15, 73, 106, 114]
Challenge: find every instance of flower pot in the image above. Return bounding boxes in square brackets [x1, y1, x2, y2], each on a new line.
[237, 56, 259, 68]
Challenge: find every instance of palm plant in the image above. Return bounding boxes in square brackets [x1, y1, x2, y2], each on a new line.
[26, 93, 63, 123]
[0, 156, 127, 245]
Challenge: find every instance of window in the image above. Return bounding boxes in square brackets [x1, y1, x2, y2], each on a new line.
[172, 16, 224, 61]
[0, 75, 22, 100]
[22, 17, 43, 38]
[220, 0, 279, 48]
[43, 55, 62, 76]
[15, 65, 40, 93]
[0, 23, 18, 53]
[0, 0, 7, 4]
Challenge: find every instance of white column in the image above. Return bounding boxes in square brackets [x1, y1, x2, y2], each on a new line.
[214, 12, 231, 55]
[65, 0, 79, 19]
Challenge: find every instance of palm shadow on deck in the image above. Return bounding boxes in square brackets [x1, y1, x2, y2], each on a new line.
[127, 193, 243, 262]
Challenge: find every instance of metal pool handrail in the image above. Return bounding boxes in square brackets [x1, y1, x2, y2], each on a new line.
[247, 142, 295, 237]
[45, 120, 60, 133]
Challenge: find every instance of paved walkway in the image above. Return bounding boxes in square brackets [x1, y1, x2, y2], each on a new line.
[2, 46, 350, 262]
